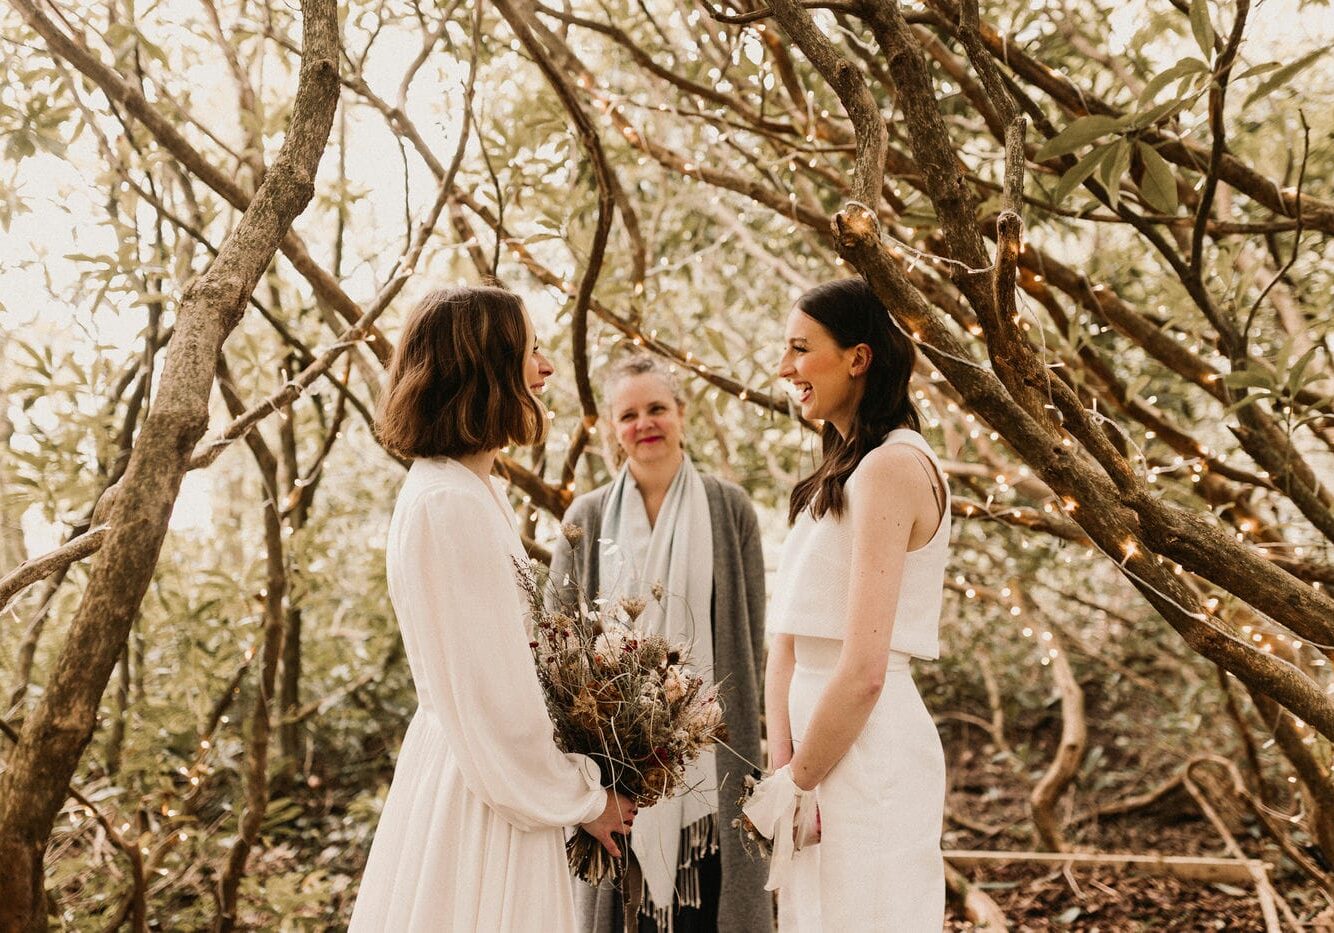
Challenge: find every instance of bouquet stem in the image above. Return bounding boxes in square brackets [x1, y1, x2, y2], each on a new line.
[566, 829, 622, 886]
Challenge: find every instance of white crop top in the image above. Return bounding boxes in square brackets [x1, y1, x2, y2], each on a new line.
[767, 429, 951, 660]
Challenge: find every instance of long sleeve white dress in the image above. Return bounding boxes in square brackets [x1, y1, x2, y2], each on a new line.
[349, 457, 606, 932]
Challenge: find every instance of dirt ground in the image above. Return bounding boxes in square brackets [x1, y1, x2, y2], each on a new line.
[944, 862, 1274, 930]
[935, 720, 1333, 930]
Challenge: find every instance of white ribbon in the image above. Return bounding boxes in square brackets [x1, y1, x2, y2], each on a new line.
[741, 765, 807, 892]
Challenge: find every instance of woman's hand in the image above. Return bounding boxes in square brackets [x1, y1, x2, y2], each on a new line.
[769, 739, 794, 772]
[580, 791, 638, 857]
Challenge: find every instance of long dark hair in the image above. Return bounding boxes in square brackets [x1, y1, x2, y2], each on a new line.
[375, 286, 547, 459]
[788, 277, 920, 524]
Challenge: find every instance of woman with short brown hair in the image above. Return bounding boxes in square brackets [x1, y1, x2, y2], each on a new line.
[375, 285, 548, 459]
[350, 286, 637, 932]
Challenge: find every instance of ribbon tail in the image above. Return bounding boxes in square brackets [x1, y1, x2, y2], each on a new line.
[741, 766, 802, 892]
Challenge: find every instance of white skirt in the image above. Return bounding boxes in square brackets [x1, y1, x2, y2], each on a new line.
[348, 713, 582, 932]
[780, 636, 946, 931]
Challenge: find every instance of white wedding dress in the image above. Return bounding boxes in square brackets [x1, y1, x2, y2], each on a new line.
[767, 429, 950, 931]
[349, 458, 606, 932]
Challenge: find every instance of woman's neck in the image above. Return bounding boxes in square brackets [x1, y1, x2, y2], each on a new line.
[628, 450, 684, 498]
[827, 383, 866, 440]
[454, 448, 499, 483]
[828, 414, 852, 440]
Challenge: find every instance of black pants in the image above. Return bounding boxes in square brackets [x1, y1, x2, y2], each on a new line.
[608, 849, 722, 933]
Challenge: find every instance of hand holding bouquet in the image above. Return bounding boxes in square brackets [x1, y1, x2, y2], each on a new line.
[516, 550, 727, 885]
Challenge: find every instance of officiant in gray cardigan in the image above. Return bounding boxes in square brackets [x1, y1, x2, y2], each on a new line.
[551, 353, 770, 933]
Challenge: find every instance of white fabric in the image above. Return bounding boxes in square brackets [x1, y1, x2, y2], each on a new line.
[781, 638, 946, 930]
[739, 764, 804, 891]
[597, 456, 717, 916]
[766, 431, 950, 930]
[767, 428, 950, 659]
[349, 458, 606, 933]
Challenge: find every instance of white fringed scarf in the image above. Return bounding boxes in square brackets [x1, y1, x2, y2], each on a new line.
[598, 456, 717, 928]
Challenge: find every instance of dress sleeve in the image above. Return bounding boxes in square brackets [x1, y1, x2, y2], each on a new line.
[392, 486, 606, 832]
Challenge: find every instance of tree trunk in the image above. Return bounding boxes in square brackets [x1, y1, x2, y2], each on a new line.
[0, 3, 339, 927]
[0, 346, 24, 574]
[213, 376, 288, 929]
[103, 644, 131, 777]
[277, 388, 305, 769]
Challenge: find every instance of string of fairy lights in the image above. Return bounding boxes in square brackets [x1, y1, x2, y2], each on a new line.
[502, 10, 1334, 776]
[27, 0, 1334, 902]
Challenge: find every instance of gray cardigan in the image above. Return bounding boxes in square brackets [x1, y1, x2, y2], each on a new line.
[551, 474, 772, 933]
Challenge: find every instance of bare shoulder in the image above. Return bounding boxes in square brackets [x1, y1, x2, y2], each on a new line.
[855, 443, 933, 496]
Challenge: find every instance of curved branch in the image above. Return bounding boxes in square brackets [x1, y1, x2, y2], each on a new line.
[22, 7, 391, 364]
[189, 305, 396, 471]
[492, 0, 612, 479]
[0, 528, 109, 616]
[923, 0, 1334, 233]
[768, 0, 886, 208]
[1190, 0, 1251, 276]
[1027, 624, 1087, 851]
[831, 202, 1334, 739]
[705, 0, 864, 24]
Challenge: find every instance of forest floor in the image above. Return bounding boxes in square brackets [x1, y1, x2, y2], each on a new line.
[944, 861, 1275, 931]
[94, 649, 1334, 930]
[938, 718, 1333, 931]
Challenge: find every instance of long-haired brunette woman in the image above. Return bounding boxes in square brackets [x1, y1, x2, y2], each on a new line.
[747, 276, 950, 930]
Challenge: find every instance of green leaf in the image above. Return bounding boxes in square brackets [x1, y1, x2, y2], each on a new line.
[1286, 344, 1321, 396]
[1235, 61, 1282, 81]
[1124, 95, 1194, 131]
[1137, 142, 1179, 214]
[1138, 57, 1209, 107]
[1243, 48, 1329, 109]
[1189, 0, 1215, 59]
[1035, 115, 1123, 161]
[518, 232, 563, 245]
[1221, 369, 1272, 389]
[1225, 393, 1266, 415]
[1099, 139, 1131, 209]
[1053, 142, 1116, 205]
[138, 34, 170, 66]
[704, 326, 730, 361]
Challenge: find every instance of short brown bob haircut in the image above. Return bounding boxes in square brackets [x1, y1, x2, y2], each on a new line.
[375, 285, 547, 459]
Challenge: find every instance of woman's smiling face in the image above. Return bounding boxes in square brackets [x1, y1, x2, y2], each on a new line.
[608, 372, 685, 467]
[778, 306, 864, 429]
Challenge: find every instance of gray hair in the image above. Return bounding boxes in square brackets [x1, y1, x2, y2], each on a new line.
[603, 353, 686, 410]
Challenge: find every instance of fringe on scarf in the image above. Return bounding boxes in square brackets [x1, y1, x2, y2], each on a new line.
[637, 812, 719, 933]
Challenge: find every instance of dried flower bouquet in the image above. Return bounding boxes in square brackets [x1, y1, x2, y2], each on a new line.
[516, 531, 727, 886]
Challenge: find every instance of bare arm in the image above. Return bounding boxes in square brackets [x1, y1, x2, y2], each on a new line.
[765, 632, 796, 770]
[788, 446, 928, 791]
